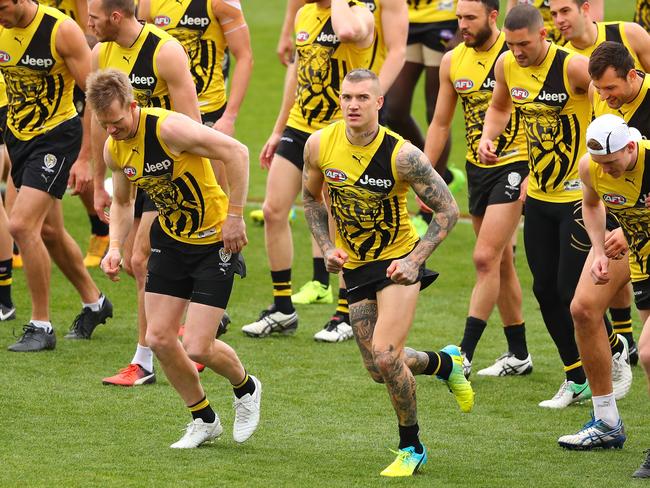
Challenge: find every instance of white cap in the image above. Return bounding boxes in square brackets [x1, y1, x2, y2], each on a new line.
[586, 114, 642, 156]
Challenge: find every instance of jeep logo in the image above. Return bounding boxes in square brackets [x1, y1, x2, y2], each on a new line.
[179, 14, 209, 27]
[454, 79, 474, 91]
[124, 166, 137, 177]
[603, 193, 626, 205]
[538, 90, 568, 103]
[154, 15, 171, 27]
[296, 31, 309, 42]
[316, 32, 339, 44]
[129, 74, 155, 86]
[144, 160, 172, 173]
[359, 174, 392, 189]
[0, 51, 10, 63]
[482, 77, 496, 89]
[20, 54, 53, 69]
[511, 88, 529, 100]
[325, 168, 347, 182]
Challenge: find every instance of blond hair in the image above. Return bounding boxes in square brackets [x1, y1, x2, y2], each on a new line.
[86, 68, 134, 114]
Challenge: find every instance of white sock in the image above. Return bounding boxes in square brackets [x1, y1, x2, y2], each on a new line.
[132, 344, 154, 372]
[592, 393, 619, 427]
[30, 320, 52, 333]
[83, 294, 105, 312]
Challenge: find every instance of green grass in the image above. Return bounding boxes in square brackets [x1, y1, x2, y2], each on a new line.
[0, 1, 646, 486]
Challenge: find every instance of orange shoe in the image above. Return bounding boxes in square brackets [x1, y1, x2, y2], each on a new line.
[83, 235, 110, 268]
[195, 361, 206, 373]
[12, 253, 22, 269]
[102, 363, 156, 386]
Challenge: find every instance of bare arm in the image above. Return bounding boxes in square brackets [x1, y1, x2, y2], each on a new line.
[589, 0, 604, 21]
[138, 0, 152, 21]
[277, 0, 303, 66]
[579, 154, 606, 256]
[74, 0, 89, 33]
[331, 0, 374, 47]
[478, 54, 512, 164]
[156, 40, 201, 122]
[566, 54, 591, 96]
[424, 52, 457, 170]
[376, 0, 407, 94]
[625, 22, 650, 73]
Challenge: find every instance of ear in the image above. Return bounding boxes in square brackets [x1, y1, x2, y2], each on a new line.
[377, 95, 384, 111]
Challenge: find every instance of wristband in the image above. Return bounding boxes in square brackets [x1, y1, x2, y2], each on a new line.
[227, 213, 244, 219]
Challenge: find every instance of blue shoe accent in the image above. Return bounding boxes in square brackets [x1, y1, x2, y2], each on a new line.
[558, 414, 626, 450]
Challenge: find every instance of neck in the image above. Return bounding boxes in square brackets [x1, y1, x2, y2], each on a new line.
[16, 0, 38, 29]
[476, 28, 500, 52]
[571, 21, 597, 50]
[316, 0, 331, 8]
[126, 106, 140, 140]
[116, 16, 143, 47]
[345, 123, 379, 146]
[626, 76, 644, 104]
[532, 40, 551, 67]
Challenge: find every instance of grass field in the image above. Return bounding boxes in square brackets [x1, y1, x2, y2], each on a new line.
[0, 1, 647, 486]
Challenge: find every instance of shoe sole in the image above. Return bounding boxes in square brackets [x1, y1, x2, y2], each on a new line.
[314, 333, 353, 342]
[558, 438, 625, 450]
[102, 375, 156, 386]
[65, 303, 114, 340]
[477, 365, 533, 377]
[8, 344, 56, 352]
[243, 323, 298, 338]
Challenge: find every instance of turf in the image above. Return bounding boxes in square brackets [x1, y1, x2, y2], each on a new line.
[0, 1, 647, 487]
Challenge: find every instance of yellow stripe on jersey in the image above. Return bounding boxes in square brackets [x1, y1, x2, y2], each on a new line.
[0, 5, 77, 140]
[593, 73, 650, 137]
[319, 120, 419, 269]
[108, 107, 228, 245]
[99, 23, 175, 110]
[287, 1, 376, 133]
[449, 31, 527, 168]
[0, 73, 6, 108]
[588, 140, 650, 282]
[407, 0, 457, 24]
[565, 22, 642, 69]
[503, 44, 591, 203]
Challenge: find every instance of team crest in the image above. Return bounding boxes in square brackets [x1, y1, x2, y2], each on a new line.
[511, 88, 529, 100]
[124, 166, 137, 177]
[507, 172, 522, 187]
[454, 79, 474, 91]
[0, 51, 10, 63]
[296, 31, 309, 42]
[154, 16, 171, 27]
[325, 169, 347, 182]
[603, 193, 627, 205]
[43, 154, 57, 169]
[219, 248, 232, 263]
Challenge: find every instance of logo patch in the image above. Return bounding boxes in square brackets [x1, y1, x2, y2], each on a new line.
[219, 248, 232, 263]
[358, 174, 392, 189]
[124, 166, 137, 177]
[511, 88, 529, 100]
[0, 51, 10, 63]
[43, 154, 57, 169]
[296, 31, 309, 42]
[507, 172, 522, 188]
[454, 79, 474, 91]
[325, 168, 347, 182]
[603, 193, 627, 205]
[154, 15, 171, 26]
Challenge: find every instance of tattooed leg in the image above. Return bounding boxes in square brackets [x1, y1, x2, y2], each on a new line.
[404, 347, 430, 375]
[349, 300, 383, 383]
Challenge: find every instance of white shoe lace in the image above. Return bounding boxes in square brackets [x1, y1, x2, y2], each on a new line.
[551, 381, 570, 400]
[234, 397, 254, 423]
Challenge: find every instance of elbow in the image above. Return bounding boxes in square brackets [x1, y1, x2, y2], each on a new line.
[335, 26, 367, 43]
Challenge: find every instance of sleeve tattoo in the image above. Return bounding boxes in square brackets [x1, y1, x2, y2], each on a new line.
[302, 140, 334, 254]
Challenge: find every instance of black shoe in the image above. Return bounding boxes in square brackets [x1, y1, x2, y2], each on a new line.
[0, 303, 16, 321]
[8, 324, 56, 352]
[217, 311, 230, 338]
[629, 343, 639, 366]
[633, 450, 650, 478]
[65, 295, 113, 339]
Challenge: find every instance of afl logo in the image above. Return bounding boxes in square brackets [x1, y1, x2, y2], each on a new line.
[603, 193, 627, 205]
[0, 51, 10, 63]
[511, 88, 529, 100]
[296, 31, 309, 42]
[154, 16, 171, 27]
[124, 166, 137, 177]
[325, 169, 347, 182]
[454, 79, 474, 91]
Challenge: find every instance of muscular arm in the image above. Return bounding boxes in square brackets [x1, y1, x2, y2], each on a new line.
[625, 22, 650, 73]
[138, 0, 152, 21]
[277, 0, 303, 66]
[424, 52, 457, 170]
[478, 54, 512, 164]
[156, 40, 201, 122]
[579, 154, 606, 256]
[566, 54, 591, 95]
[302, 133, 333, 255]
[331, 0, 375, 47]
[376, 0, 407, 94]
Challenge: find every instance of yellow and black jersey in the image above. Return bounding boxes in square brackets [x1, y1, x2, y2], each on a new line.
[0, 5, 77, 140]
[98, 23, 175, 109]
[503, 43, 591, 202]
[565, 22, 642, 69]
[407, 0, 456, 24]
[588, 140, 650, 281]
[108, 107, 228, 244]
[287, 1, 376, 133]
[516, 0, 564, 45]
[450, 31, 527, 168]
[0, 73, 7, 108]
[635, 0, 650, 32]
[40, 0, 81, 26]
[318, 120, 419, 269]
[150, 0, 231, 113]
[593, 72, 650, 137]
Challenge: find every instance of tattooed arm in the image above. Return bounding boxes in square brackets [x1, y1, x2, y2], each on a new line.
[387, 142, 459, 284]
[302, 132, 348, 272]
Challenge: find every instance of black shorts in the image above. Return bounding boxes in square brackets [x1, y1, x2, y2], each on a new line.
[632, 278, 650, 310]
[407, 20, 458, 51]
[146, 220, 246, 308]
[5, 116, 81, 199]
[343, 254, 438, 304]
[466, 161, 528, 217]
[73, 85, 85, 116]
[275, 126, 311, 170]
[201, 104, 226, 128]
[0, 105, 6, 144]
[605, 212, 620, 232]
[134, 188, 157, 219]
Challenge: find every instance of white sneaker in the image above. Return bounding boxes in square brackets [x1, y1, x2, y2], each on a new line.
[612, 335, 632, 400]
[241, 307, 298, 338]
[170, 417, 223, 448]
[461, 352, 472, 379]
[314, 316, 353, 342]
[233, 375, 262, 443]
[477, 353, 533, 377]
[538, 380, 591, 409]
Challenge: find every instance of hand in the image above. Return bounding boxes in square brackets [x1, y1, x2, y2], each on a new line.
[221, 215, 248, 253]
[518, 175, 528, 203]
[386, 257, 420, 285]
[324, 248, 348, 273]
[590, 253, 610, 285]
[212, 113, 236, 137]
[260, 132, 282, 169]
[604, 227, 628, 260]
[93, 187, 112, 223]
[477, 138, 498, 165]
[276, 33, 294, 66]
[101, 248, 122, 282]
[67, 157, 92, 195]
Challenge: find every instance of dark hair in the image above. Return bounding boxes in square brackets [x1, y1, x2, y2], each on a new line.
[588, 41, 635, 80]
[504, 4, 543, 31]
[100, 0, 136, 17]
[474, 0, 500, 12]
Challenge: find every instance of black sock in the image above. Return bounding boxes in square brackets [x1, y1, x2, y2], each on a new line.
[89, 214, 109, 236]
[442, 168, 454, 185]
[432, 351, 454, 380]
[0, 258, 13, 307]
[233, 373, 256, 398]
[504, 323, 528, 360]
[12, 243, 18, 255]
[335, 288, 349, 322]
[610, 306, 635, 346]
[312, 258, 329, 287]
[271, 269, 294, 314]
[607, 319, 624, 356]
[398, 423, 423, 454]
[460, 317, 487, 362]
[189, 396, 216, 423]
[565, 363, 587, 384]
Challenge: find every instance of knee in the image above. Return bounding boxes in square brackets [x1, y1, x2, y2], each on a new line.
[131, 249, 149, 281]
[569, 298, 600, 330]
[183, 339, 212, 365]
[262, 199, 287, 227]
[145, 329, 175, 354]
[372, 347, 400, 379]
[639, 347, 650, 373]
[40, 221, 58, 246]
[473, 247, 499, 276]
[9, 216, 33, 243]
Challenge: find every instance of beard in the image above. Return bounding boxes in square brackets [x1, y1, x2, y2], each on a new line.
[465, 22, 492, 48]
